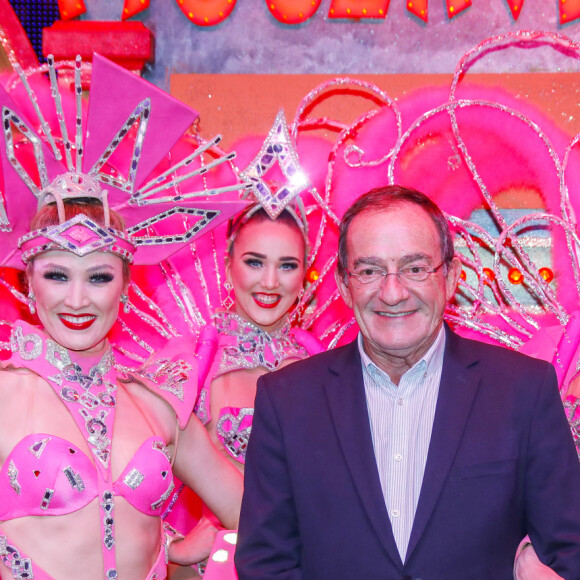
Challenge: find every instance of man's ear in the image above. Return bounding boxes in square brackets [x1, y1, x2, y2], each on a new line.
[335, 268, 353, 309]
[445, 256, 463, 302]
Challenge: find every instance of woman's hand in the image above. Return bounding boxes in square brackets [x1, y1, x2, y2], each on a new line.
[169, 516, 220, 566]
[514, 543, 564, 580]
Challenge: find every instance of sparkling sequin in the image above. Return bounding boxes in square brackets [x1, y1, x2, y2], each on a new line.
[0, 536, 34, 579]
[40, 488, 54, 510]
[28, 437, 50, 459]
[216, 408, 254, 459]
[11, 325, 42, 360]
[138, 358, 193, 402]
[151, 480, 175, 511]
[63, 466, 85, 492]
[124, 468, 145, 490]
[102, 490, 115, 551]
[153, 440, 172, 463]
[195, 388, 209, 425]
[239, 110, 311, 220]
[7, 460, 20, 495]
[215, 312, 309, 375]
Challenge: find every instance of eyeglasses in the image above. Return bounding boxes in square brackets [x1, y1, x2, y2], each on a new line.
[346, 260, 447, 286]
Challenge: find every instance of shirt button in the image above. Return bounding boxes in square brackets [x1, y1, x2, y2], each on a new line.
[392, 509, 400, 518]
[394, 453, 403, 462]
[397, 398, 404, 406]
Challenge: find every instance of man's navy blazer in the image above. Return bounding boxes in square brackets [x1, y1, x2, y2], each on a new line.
[235, 327, 580, 579]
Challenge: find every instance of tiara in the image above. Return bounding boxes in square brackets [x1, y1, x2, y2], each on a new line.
[228, 110, 311, 250]
[0, 54, 249, 269]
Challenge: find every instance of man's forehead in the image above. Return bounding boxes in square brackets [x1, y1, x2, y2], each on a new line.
[346, 205, 441, 259]
[355, 202, 429, 224]
[349, 204, 436, 235]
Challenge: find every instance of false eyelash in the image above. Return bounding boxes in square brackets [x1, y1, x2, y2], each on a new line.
[89, 272, 115, 283]
[43, 269, 68, 281]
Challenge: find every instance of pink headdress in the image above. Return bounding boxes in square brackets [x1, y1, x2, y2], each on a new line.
[0, 54, 248, 270]
[228, 110, 312, 250]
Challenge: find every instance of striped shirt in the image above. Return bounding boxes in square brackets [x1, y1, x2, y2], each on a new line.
[358, 326, 445, 562]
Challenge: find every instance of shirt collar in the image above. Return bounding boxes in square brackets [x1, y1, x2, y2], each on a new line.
[357, 324, 446, 381]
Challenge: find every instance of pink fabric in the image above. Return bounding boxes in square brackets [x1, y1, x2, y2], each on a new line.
[1, 321, 198, 578]
[0, 525, 169, 580]
[203, 530, 238, 580]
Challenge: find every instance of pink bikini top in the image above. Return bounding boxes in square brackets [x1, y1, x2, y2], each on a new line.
[1, 321, 199, 579]
[0, 433, 173, 519]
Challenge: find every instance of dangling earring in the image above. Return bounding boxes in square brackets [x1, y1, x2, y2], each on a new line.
[295, 287, 306, 324]
[28, 290, 36, 315]
[223, 282, 234, 313]
[121, 293, 130, 314]
[297, 287, 305, 303]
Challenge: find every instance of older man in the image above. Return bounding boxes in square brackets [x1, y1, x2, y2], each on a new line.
[235, 185, 580, 579]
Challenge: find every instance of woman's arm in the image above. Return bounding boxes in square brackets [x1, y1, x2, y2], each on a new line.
[172, 413, 243, 531]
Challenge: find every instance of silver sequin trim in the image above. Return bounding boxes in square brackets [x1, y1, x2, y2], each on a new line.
[0, 536, 34, 579]
[11, 325, 42, 360]
[151, 480, 175, 511]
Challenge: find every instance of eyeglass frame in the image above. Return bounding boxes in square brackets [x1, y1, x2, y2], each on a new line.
[344, 259, 449, 287]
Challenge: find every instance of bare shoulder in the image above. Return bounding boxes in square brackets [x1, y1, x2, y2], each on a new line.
[0, 365, 38, 390]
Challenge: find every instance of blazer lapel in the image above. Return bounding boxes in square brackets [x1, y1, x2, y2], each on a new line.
[324, 340, 402, 567]
[405, 328, 481, 561]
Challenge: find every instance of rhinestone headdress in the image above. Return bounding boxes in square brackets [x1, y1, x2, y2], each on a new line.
[228, 110, 311, 251]
[0, 54, 248, 269]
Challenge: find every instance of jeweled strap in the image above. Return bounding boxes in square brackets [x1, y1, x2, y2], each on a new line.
[99, 486, 118, 580]
[0, 530, 55, 579]
[8, 321, 120, 578]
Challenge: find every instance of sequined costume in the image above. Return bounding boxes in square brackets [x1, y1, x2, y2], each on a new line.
[194, 312, 324, 464]
[0, 321, 198, 580]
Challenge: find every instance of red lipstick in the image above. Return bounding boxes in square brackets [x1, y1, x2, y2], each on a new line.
[252, 294, 281, 309]
[58, 313, 97, 330]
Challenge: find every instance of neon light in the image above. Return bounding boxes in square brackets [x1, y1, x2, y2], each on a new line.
[328, 0, 389, 19]
[175, 0, 237, 27]
[267, 0, 322, 24]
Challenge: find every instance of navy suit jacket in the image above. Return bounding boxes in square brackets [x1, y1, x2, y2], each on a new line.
[235, 328, 580, 579]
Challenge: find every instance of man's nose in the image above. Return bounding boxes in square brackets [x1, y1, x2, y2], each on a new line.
[377, 272, 410, 304]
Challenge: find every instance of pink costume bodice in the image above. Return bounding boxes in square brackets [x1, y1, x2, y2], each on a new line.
[0, 321, 198, 580]
[194, 312, 324, 463]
